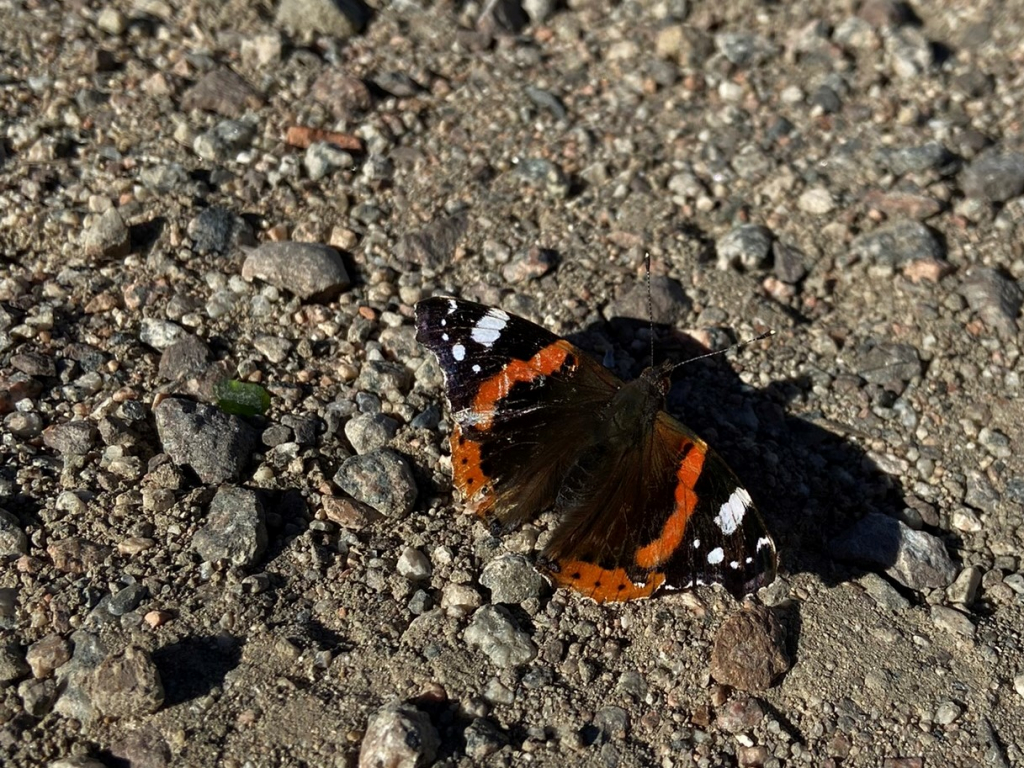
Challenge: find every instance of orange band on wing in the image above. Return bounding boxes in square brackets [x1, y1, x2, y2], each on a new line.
[450, 424, 494, 515]
[634, 441, 706, 570]
[550, 560, 666, 602]
[471, 341, 574, 430]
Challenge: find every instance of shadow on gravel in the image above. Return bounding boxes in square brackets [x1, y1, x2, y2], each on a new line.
[153, 634, 244, 707]
[567, 316, 920, 602]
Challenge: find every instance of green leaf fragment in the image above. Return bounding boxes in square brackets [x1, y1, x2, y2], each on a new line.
[214, 379, 270, 416]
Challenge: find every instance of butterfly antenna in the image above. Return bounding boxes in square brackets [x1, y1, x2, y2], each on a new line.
[668, 330, 776, 374]
[645, 252, 655, 369]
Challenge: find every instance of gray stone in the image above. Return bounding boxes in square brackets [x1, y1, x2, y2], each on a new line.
[515, 158, 570, 198]
[947, 566, 982, 606]
[345, 413, 398, 454]
[480, 555, 547, 604]
[187, 205, 257, 255]
[463, 717, 507, 760]
[139, 318, 187, 351]
[604, 274, 691, 325]
[848, 220, 944, 267]
[858, 572, 910, 611]
[773, 241, 808, 284]
[54, 630, 107, 722]
[154, 398, 258, 484]
[89, 645, 164, 718]
[20, 677, 57, 717]
[878, 142, 958, 177]
[717, 224, 774, 271]
[0, 508, 28, 557]
[4, 411, 43, 438]
[832, 513, 957, 590]
[855, 341, 922, 386]
[277, 0, 370, 38]
[26, 634, 71, 679]
[959, 267, 1023, 338]
[34, 414, 77, 453]
[82, 207, 130, 260]
[961, 151, 1024, 202]
[108, 582, 147, 616]
[181, 68, 263, 118]
[158, 335, 211, 381]
[464, 605, 537, 667]
[304, 141, 354, 181]
[242, 242, 351, 301]
[193, 486, 267, 567]
[930, 605, 976, 638]
[714, 32, 776, 67]
[358, 701, 440, 768]
[0, 640, 30, 685]
[334, 449, 417, 518]
[397, 547, 432, 582]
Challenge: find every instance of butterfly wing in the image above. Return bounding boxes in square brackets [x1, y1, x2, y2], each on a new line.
[415, 297, 620, 528]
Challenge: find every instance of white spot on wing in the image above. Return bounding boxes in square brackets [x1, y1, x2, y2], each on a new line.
[441, 333, 449, 341]
[692, 539, 700, 549]
[472, 364, 481, 373]
[714, 487, 751, 535]
[447, 299, 457, 314]
[440, 318, 446, 327]
[452, 343, 466, 362]
[756, 536, 773, 552]
[707, 547, 725, 565]
[471, 309, 508, 347]
[729, 561, 740, 570]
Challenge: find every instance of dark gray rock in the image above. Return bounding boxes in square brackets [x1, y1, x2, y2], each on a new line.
[463, 717, 507, 760]
[334, 449, 417, 518]
[193, 486, 267, 567]
[0, 640, 30, 685]
[154, 398, 257, 484]
[42, 420, 98, 455]
[855, 341, 922, 386]
[961, 151, 1024, 202]
[158, 335, 211, 381]
[344, 413, 399, 454]
[773, 241, 808, 284]
[187, 206, 256, 255]
[832, 512, 957, 590]
[959, 266, 1023, 337]
[604, 274, 691, 325]
[848, 220, 944, 267]
[397, 213, 468, 268]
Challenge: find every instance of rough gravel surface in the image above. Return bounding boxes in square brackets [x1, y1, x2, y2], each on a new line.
[2, 1, 1024, 767]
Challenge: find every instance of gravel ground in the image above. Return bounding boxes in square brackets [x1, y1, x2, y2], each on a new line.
[2, 0, 1024, 766]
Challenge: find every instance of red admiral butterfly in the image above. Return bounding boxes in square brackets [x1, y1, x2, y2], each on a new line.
[415, 297, 777, 602]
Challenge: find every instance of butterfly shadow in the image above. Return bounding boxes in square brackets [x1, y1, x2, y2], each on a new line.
[570, 316, 943, 611]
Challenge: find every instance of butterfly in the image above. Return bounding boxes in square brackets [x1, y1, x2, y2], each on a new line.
[414, 297, 777, 602]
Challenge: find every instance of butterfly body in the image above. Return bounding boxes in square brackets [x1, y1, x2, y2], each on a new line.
[415, 297, 777, 602]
